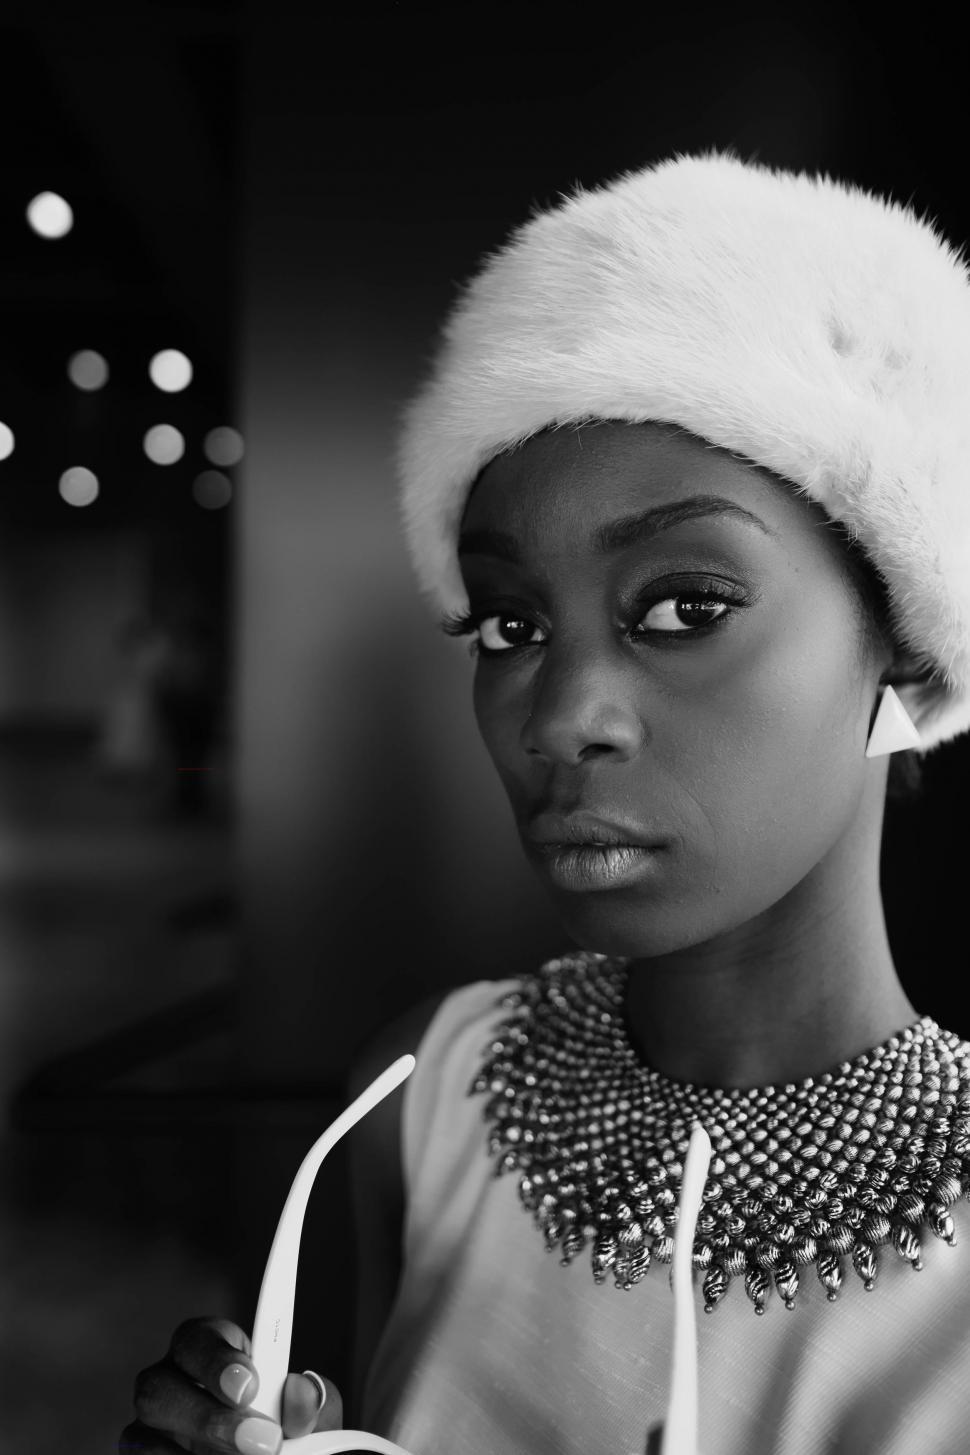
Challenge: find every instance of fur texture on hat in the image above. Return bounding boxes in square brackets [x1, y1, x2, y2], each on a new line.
[396, 150, 970, 752]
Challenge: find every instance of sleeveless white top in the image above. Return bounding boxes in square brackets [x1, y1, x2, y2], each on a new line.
[360, 975, 970, 1455]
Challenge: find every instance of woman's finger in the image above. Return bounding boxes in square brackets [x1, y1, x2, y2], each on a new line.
[281, 1370, 344, 1436]
[133, 1359, 282, 1454]
[120, 1418, 251, 1455]
[168, 1317, 259, 1410]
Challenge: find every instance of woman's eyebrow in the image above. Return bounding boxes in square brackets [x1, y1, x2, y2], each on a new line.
[457, 494, 777, 563]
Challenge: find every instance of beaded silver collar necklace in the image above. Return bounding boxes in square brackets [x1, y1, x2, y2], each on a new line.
[468, 951, 970, 1315]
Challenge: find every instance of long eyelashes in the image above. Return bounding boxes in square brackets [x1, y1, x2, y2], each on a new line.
[440, 608, 490, 645]
[438, 590, 740, 659]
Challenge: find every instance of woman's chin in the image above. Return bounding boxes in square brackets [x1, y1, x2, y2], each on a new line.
[545, 903, 701, 962]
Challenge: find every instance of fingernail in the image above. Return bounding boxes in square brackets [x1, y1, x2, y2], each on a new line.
[220, 1362, 255, 1405]
[302, 1368, 327, 1413]
[235, 1416, 282, 1455]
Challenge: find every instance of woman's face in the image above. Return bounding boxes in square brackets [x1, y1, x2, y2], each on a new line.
[455, 420, 892, 958]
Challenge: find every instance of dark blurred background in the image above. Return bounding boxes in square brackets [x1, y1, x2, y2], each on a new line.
[2, 3, 969, 1449]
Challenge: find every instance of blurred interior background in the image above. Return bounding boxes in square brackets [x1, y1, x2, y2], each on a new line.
[2, 3, 970, 1450]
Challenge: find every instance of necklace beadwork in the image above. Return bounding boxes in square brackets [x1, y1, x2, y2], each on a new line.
[467, 951, 970, 1315]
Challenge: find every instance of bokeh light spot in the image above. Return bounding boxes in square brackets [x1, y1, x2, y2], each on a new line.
[26, 191, 74, 238]
[203, 426, 244, 467]
[68, 350, 109, 391]
[0, 422, 13, 461]
[59, 466, 99, 507]
[193, 470, 232, 510]
[144, 424, 185, 465]
[149, 349, 193, 392]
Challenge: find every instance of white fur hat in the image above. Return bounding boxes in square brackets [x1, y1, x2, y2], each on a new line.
[395, 150, 970, 753]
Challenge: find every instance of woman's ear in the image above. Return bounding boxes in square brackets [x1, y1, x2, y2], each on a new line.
[880, 644, 936, 692]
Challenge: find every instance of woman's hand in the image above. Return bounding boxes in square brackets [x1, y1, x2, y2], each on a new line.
[119, 1315, 344, 1453]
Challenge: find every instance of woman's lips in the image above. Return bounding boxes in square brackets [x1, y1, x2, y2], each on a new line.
[528, 842, 664, 891]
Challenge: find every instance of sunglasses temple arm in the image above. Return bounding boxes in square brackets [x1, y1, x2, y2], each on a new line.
[248, 1054, 417, 1424]
[659, 1122, 712, 1455]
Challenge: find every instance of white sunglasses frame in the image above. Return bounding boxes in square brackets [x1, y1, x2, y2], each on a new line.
[245, 1051, 710, 1455]
[248, 1053, 419, 1455]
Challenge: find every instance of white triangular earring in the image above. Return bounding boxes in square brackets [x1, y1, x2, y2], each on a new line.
[865, 684, 921, 758]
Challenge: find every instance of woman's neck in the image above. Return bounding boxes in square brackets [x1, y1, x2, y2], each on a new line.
[621, 837, 918, 1089]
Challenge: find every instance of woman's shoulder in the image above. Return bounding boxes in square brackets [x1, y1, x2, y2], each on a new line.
[345, 974, 522, 1416]
[348, 975, 516, 1096]
[346, 972, 527, 1212]
[348, 988, 451, 1099]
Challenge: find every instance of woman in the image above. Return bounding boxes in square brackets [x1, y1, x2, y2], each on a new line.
[121, 151, 970, 1455]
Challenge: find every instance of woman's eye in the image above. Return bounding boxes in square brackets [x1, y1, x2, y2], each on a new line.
[640, 595, 730, 632]
[479, 616, 543, 652]
[474, 593, 732, 654]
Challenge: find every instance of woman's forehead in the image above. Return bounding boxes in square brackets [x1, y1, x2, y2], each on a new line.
[460, 420, 829, 547]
